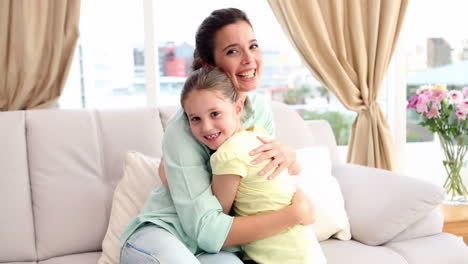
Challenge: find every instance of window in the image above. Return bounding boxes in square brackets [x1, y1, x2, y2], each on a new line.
[402, 0, 468, 143]
[59, 0, 146, 108]
[61, 0, 355, 147]
[395, 0, 468, 183]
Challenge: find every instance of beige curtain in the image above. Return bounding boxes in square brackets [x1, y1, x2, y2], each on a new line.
[268, 0, 408, 171]
[0, 0, 80, 111]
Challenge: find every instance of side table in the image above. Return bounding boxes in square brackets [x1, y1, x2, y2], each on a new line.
[442, 203, 468, 245]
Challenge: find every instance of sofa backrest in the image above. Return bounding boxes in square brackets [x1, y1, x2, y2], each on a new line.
[270, 102, 342, 166]
[0, 108, 164, 262]
[1, 111, 37, 262]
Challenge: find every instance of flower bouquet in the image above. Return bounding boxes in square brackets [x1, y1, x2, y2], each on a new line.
[407, 85, 468, 203]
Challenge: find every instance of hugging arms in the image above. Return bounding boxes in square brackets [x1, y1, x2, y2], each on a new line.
[120, 8, 315, 264]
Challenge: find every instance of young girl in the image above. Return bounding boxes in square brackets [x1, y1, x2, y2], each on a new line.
[181, 66, 326, 264]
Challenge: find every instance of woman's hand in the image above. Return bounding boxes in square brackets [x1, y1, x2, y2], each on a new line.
[250, 136, 299, 179]
[289, 189, 315, 225]
[159, 158, 169, 189]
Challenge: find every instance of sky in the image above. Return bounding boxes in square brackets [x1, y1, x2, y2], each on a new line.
[79, 0, 297, 55]
[402, 0, 468, 46]
[80, 0, 468, 53]
[153, 0, 468, 47]
[154, 0, 291, 49]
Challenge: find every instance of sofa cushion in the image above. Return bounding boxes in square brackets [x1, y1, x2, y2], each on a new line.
[320, 239, 407, 264]
[270, 102, 342, 167]
[98, 152, 161, 264]
[27, 110, 109, 260]
[96, 108, 163, 188]
[385, 233, 468, 264]
[2, 261, 37, 264]
[271, 102, 316, 148]
[333, 163, 445, 246]
[0, 111, 37, 262]
[26, 109, 163, 260]
[296, 147, 351, 241]
[39, 252, 100, 264]
[390, 207, 444, 242]
[158, 105, 180, 130]
[304, 120, 342, 166]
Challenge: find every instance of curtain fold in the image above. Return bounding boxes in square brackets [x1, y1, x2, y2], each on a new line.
[268, 0, 408, 170]
[0, 0, 81, 111]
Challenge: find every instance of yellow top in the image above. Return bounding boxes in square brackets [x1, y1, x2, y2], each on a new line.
[211, 126, 322, 264]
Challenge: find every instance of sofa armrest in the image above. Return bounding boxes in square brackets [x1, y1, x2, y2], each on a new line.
[388, 206, 444, 243]
[333, 163, 445, 246]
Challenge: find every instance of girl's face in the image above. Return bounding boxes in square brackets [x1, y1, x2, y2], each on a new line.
[213, 21, 262, 93]
[184, 89, 243, 150]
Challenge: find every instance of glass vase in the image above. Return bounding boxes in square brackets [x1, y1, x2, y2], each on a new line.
[438, 133, 468, 204]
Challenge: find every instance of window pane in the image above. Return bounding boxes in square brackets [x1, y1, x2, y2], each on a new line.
[60, 0, 146, 108]
[403, 0, 468, 143]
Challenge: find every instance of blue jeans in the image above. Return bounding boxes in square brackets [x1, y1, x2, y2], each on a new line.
[120, 224, 243, 264]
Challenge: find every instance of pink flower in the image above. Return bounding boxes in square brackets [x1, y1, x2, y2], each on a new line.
[416, 94, 429, 113]
[407, 94, 419, 109]
[429, 89, 446, 104]
[459, 99, 468, 114]
[448, 90, 463, 104]
[418, 88, 430, 95]
[417, 85, 432, 94]
[426, 106, 440, 119]
[463, 86, 468, 97]
[456, 109, 466, 120]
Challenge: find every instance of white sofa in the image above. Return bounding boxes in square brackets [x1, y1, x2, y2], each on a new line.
[1, 101, 467, 264]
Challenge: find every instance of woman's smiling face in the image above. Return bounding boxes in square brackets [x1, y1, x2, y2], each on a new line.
[213, 21, 262, 93]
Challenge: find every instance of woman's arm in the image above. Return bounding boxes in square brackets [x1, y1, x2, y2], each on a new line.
[246, 94, 300, 179]
[224, 189, 315, 247]
[163, 156, 313, 248]
[210, 135, 315, 248]
[250, 136, 300, 179]
[212, 171, 315, 247]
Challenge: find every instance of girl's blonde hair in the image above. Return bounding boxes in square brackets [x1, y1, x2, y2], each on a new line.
[180, 67, 239, 109]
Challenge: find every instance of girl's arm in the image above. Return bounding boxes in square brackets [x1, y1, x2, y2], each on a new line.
[211, 174, 241, 214]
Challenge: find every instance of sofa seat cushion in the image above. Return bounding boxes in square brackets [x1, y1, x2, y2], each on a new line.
[385, 233, 468, 264]
[320, 239, 407, 264]
[38, 252, 100, 264]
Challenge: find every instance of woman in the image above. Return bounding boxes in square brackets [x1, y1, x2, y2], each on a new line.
[120, 8, 315, 264]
